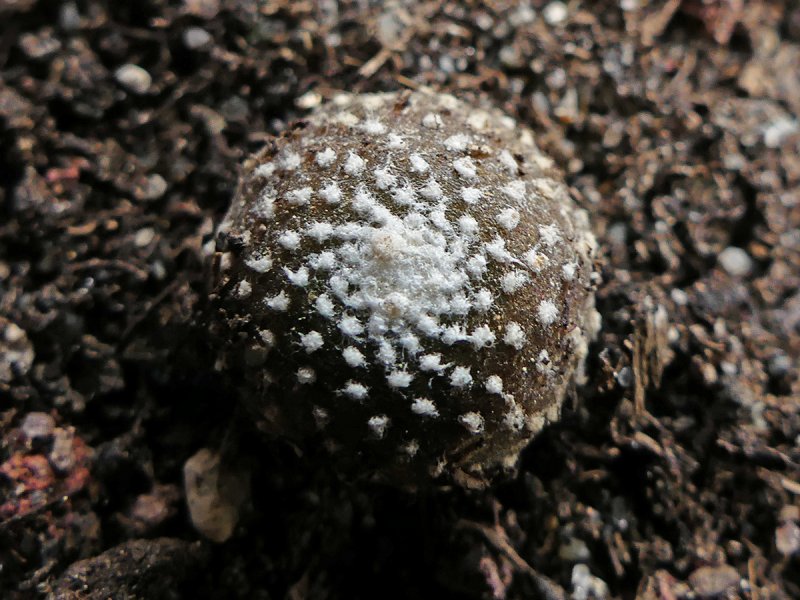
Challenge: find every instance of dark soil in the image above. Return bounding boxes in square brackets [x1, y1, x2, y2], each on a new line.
[1, 0, 799, 598]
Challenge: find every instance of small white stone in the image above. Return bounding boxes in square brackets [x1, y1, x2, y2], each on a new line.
[411, 398, 439, 417]
[459, 411, 484, 434]
[315, 147, 336, 167]
[450, 366, 473, 387]
[299, 331, 324, 353]
[368, 415, 390, 439]
[718, 246, 753, 277]
[503, 322, 526, 349]
[342, 346, 366, 368]
[296, 367, 316, 384]
[266, 291, 290, 311]
[115, 64, 152, 94]
[543, 1, 568, 25]
[485, 375, 503, 395]
[537, 300, 559, 326]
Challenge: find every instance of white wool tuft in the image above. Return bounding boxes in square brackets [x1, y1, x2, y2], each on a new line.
[315, 147, 336, 167]
[461, 187, 483, 204]
[339, 315, 364, 337]
[496, 208, 521, 231]
[503, 322, 526, 349]
[284, 266, 310, 287]
[342, 381, 368, 400]
[501, 270, 528, 293]
[387, 370, 413, 388]
[459, 411, 485, 434]
[319, 181, 342, 204]
[342, 346, 366, 367]
[419, 353, 449, 372]
[367, 415, 390, 438]
[485, 375, 503, 395]
[266, 291, 290, 311]
[450, 366, 473, 387]
[296, 367, 316, 384]
[277, 230, 301, 250]
[453, 157, 478, 179]
[315, 294, 336, 319]
[409, 153, 430, 173]
[299, 331, 324, 353]
[411, 398, 439, 417]
[344, 152, 366, 175]
[537, 300, 559, 326]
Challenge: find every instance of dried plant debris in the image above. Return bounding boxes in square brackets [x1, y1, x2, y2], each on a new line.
[212, 90, 600, 487]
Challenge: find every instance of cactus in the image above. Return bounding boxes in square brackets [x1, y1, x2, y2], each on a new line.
[211, 90, 600, 488]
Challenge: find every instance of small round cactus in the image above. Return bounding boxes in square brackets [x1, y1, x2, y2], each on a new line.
[211, 90, 600, 487]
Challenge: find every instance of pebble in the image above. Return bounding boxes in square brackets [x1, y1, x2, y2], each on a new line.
[114, 64, 152, 95]
[183, 448, 249, 543]
[136, 174, 168, 201]
[48, 427, 76, 472]
[0, 319, 35, 383]
[21, 412, 56, 441]
[718, 246, 753, 277]
[776, 521, 800, 556]
[59, 2, 81, 30]
[688, 565, 740, 598]
[183, 26, 212, 50]
[543, 1, 568, 25]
